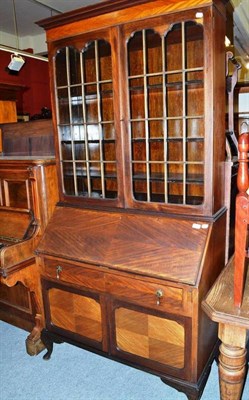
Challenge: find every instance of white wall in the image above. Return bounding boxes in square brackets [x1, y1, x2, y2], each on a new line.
[0, 30, 47, 54]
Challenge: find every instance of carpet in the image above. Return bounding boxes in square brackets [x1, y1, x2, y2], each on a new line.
[0, 321, 248, 400]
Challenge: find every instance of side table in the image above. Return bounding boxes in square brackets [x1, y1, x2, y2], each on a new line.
[202, 256, 249, 400]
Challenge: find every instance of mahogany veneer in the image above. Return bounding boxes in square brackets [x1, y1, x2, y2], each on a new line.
[36, 1, 231, 399]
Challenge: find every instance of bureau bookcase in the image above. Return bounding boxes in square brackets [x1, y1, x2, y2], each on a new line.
[36, 1, 228, 398]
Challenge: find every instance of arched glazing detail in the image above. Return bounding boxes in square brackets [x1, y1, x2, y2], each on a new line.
[54, 41, 117, 199]
[127, 22, 204, 205]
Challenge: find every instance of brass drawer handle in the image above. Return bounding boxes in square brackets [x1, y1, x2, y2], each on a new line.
[155, 289, 164, 306]
[56, 265, 63, 279]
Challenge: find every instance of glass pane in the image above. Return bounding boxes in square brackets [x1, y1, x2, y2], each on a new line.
[133, 180, 147, 201]
[186, 72, 204, 116]
[185, 22, 203, 69]
[168, 163, 183, 182]
[133, 162, 146, 179]
[86, 85, 98, 123]
[186, 164, 204, 204]
[128, 21, 205, 206]
[167, 119, 183, 138]
[55, 48, 67, 87]
[89, 142, 100, 160]
[166, 74, 183, 117]
[77, 163, 87, 195]
[128, 31, 143, 76]
[149, 120, 164, 139]
[150, 162, 164, 180]
[87, 124, 99, 141]
[100, 82, 113, 121]
[131, 121, 145, 139]
[165, 23, 182, 71]
[68, 47, 81, 85]
[132, 141, 146, 161]
[150, 142, 164, 161]
[150, 180, 165, 202]
[168, 140, 183, 162]
[168, 183, 183, 203]
[62, 162, 75, 195]
[148, 76, 163, 118]
[187, 140, 204, 162]
[71, 86, 83, 123]
[129, 78, 145, 119]
[102, 123, 115, 140]
[83, 42, 96, 83]
[59, 125, 71, 141]
[187, 119, 204, 139]
[57, 88, 70, 124]
[147, 30, 162, 74]
[103, 142, 116, 161]
[61, 142, 72, 160]
[74, 142, 86, 161]
[98, 40, 112, 81]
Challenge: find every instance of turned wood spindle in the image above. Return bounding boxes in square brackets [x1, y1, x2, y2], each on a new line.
[234, 132, 249, 307]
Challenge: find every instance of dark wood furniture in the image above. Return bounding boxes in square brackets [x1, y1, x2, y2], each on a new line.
[202, 132, 249, 400]
[0, 119, 54, 157]
[0, 156, 58, 354]
[36, 1, 230, 398]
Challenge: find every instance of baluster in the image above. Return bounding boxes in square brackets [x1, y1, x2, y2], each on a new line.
[234, 132, 249, 307]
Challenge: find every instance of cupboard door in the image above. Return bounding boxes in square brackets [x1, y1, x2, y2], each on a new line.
[125, 17, 205, 208]
[54, 35, 120, 204]
[110, 300, 191, 379]
[42, 279, 107, 351]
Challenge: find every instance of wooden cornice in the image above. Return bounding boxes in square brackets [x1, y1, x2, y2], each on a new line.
[37, 0, 228, 31]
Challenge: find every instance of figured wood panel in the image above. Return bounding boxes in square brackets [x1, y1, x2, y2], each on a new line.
[37, 206, 209, 285]
[115, 307, 185, 368]
[0, 210, 32, 242]
[0, 281, 31, 310]
[48, 287, 102, 342]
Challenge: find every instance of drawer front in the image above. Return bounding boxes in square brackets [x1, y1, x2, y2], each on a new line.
[106, 274, 184, 313]
[43, 258, 105, 292]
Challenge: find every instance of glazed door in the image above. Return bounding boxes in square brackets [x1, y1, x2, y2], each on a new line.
[51, 28, 124, 208]
[121, 10, 209, 214]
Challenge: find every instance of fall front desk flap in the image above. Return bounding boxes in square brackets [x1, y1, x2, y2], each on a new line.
[35, 206, 211, 286]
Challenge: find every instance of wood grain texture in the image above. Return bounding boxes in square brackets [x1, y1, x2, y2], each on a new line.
[115, 307, 185, 368]
[36, 206, 210, 285]
[0, 157, 58, 344]
[49, 288, 102, 342]
[234, 132, 249, 307]
[202, 257, 249, 328]
[39, 0, 226, 42]
[0, 101, 17, 124]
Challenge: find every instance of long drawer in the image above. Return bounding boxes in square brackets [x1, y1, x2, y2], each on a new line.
[106, 273, 186, 314]
[43, 258, 105, 292]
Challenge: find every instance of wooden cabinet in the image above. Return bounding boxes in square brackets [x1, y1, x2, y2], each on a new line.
[0, 157, 58, 349]
[36, 1, 229, 399]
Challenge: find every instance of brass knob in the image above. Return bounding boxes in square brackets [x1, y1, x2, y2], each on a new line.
[56, 265, 63, 279]
[155, 289, 164, 305]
